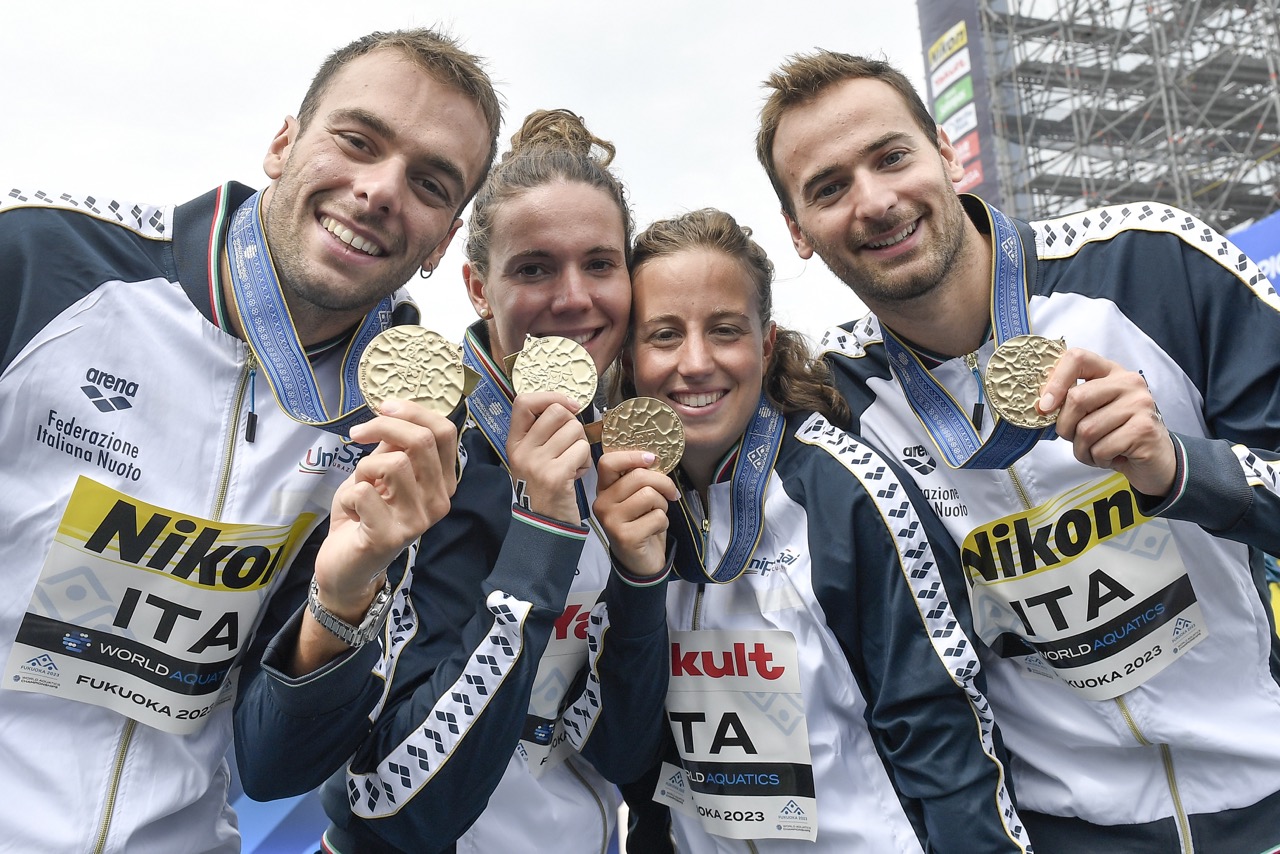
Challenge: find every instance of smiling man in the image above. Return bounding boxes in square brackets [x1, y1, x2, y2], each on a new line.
[0, 28, 499, 854]
[756, 50, 1280, 853]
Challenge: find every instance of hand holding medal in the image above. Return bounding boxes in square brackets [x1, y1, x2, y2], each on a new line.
[592, 398, 684, 579]
[1033, 345, 1177, 497]
[503, 335, 598, 524]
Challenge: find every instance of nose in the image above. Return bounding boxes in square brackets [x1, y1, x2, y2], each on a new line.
[851, 170, 896, 223]
[353, 157, 405, 218]
[551, 268, 594, 313]
[678, 333, 715, 379]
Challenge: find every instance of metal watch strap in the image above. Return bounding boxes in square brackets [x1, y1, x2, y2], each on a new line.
[306, 576, 393, 647]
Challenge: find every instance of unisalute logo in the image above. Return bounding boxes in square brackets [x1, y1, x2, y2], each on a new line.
[82, 367, 140, 412]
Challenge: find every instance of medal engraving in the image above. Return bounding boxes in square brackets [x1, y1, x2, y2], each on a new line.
[602, 397, 685, 474]
[983, 334, 1066, 428]
[358, 326, 466, 417]
[511, 335, 598, 410]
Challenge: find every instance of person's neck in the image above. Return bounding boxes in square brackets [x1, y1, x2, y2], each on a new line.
[871, 222, 993, 358]
[218, 248, 360, 347]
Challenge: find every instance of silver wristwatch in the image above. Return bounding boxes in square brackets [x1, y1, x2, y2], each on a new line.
[306, 576, 393, 648]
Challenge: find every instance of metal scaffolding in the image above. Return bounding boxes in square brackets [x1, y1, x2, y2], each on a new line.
[977, 0, 1280, 231]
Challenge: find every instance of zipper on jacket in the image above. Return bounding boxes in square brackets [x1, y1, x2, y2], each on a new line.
[685, 494, 758, 853]
[88, 356, 252, 853]
[1009, 467, 1192, 852]
[565, 759, 611, 854]
[1116, 698, 1193, 853]
[92, 718, 137, 854]
[214, 354, 256, 521]
[964, 351, 986, 430]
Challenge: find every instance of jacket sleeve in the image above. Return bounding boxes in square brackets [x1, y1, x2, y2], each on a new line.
[1107, 230, 1280, 552]
[797, 434, 1030, 854]
[326, 435, 587, 853]
[232, 519, 391, 798]
[561, 550, 673, 785]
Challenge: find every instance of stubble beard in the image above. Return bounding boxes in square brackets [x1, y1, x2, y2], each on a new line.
[811, 193, 969, 310]
[263, 176, 414, 319]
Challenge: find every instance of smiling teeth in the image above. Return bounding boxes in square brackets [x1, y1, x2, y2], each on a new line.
[322, 217, 383, 256]
[867, 221, 916, 249]
[673, 391, 724, 408]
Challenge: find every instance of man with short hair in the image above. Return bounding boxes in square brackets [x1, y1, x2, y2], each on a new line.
[758, 49, 1280, 853]
[0, 28, 499, 853]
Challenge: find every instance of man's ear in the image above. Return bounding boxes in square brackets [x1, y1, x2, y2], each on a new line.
[784, 210, 815, 260]
[263, 116, 299, 181]
[936, 125, 966, 185]
[423, 218, 464, 274]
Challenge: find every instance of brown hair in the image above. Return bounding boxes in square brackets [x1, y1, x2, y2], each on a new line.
[629, 208, 850, 429]
[757, 50, 937, 218]
[464, 108, 632, 278]
[297, 28, 502, 205]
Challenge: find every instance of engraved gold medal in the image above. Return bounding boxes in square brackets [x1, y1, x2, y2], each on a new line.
[602, 397, 685, 474]
[983, 334, 1066, 428]
[511, 335, 598, 410]
[358, 326, 467, 417]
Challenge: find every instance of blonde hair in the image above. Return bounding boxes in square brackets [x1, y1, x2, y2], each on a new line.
[464, 109, 632, 277]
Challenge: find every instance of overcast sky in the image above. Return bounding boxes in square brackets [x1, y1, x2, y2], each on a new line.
[5, 1, 929, 343]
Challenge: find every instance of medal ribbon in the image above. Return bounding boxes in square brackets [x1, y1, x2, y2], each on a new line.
[673, 394, 784, 584]
[881, 202, 1054, 469]
[227, 191, 392, 435]
[462, 326, 517, 469]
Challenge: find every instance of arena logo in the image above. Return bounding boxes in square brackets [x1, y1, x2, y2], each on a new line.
[82, 367, 140, 412]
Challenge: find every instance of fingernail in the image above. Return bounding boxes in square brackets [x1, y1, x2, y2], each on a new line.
[642, 452, 657, 465]
[1039, 392, 1055, 412]
[380, 401, 400, 415]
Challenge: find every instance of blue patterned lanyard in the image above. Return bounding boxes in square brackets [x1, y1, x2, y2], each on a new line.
[674, 394, 784, 584]
[880, 202, 1054, 469]
[462, 326, 517, 469]
[226, 191, 391, 435]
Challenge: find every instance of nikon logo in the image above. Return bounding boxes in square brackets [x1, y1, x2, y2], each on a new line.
[84, 500, 289, 590]
[962, 486, 1144, 583]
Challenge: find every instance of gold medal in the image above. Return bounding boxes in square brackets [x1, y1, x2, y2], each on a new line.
[601, 397, 685, 474]
[358, 326, 468, 417]
[983, 334, 1067, 428]
[511, 335, 598, 410]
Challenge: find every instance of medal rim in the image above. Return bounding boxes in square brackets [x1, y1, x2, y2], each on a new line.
[510, 335, 599, 410]
[357, 325, 465, 417]
[982, 334, 1066, 429]
[602, 397, 685, 474]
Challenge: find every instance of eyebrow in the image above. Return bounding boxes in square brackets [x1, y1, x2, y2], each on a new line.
[328, 107, 468, 199]
[799, 130, 914, 202]
[639, 308, 750, 326]
[510, 244, 625, 260]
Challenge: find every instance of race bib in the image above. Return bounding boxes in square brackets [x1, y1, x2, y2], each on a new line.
[963, 473, 1207, 699]
[654, 629, 816, 842]
[4, 476, 316, 732]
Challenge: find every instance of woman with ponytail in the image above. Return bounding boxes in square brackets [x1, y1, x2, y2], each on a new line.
[315, 110, 671, 854]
